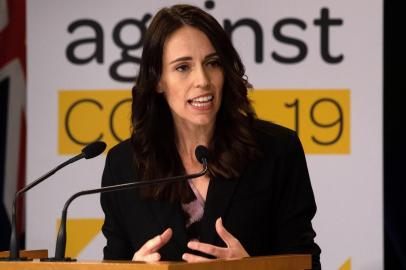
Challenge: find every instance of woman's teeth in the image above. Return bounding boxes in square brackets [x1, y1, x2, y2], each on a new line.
[189, 95, 214, 107]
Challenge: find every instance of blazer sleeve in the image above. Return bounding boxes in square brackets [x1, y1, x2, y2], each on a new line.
[100, 149, 133, 260]
[270, 133, 321, 269]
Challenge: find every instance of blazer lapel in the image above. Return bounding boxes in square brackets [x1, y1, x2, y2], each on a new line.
[199, 177, 239, 245]
[147, 199, 188, 253]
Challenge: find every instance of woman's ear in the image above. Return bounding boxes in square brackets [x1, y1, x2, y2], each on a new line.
[156, 80, 165, 94]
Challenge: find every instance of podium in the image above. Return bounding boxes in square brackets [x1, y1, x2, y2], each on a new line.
[0, 249, 48, 259]
[0, 254, 311, 270]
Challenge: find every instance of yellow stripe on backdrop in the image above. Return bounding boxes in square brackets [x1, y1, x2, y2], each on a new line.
[59, 89, 350, 154]
[339, 258, 352, 270]
[56, 219, 104, 258]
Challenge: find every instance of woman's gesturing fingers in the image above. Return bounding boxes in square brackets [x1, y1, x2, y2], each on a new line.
[182, 252, 212, 262]
[132, 228, 173, 262]
[183, 218, 249, 262]
[187, 241, 228, 258]
[215, 217, 238, 247]
[215, 217, 249, 258]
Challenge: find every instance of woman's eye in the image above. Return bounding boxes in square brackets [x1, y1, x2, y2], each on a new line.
[207, 59, 221, 68]
[176, 64, 189, 72]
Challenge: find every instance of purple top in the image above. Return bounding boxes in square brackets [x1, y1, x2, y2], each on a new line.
[181, 179, 205, 228]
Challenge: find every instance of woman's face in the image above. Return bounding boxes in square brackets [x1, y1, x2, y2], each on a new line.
[158, 26, 224, 129]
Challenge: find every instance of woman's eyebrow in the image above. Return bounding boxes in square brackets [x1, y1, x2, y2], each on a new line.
[204, 53, 219, 60]
[169, 56, 192, 64]
[169, 52, 219, 64]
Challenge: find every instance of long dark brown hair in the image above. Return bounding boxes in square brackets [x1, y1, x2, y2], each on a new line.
[131, 4, 260, 203]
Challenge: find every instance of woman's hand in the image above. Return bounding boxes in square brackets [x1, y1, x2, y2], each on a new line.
[132, 228, 173, 262]
[182, 218, 249, 262]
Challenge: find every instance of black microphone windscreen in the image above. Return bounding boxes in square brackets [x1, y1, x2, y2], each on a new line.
[82, 141, 107, 159]
[195, 145, 209, 164]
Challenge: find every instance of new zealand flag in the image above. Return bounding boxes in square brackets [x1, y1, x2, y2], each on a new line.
[0, 0, 26, 251]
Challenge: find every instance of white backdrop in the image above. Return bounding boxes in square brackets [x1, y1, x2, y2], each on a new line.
[26, 1, 382, 269]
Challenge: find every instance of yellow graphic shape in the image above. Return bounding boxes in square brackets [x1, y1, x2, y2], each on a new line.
[339, 257, 351, 270]
[56, 218, 104, 258]
[59, 89, 350, 154]
[59, 90, 132, 155]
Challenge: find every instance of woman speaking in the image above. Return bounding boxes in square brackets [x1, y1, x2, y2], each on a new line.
[100, 4, 321, 269]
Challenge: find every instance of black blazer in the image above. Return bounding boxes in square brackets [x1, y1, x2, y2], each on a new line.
[100, 121, 321, 268]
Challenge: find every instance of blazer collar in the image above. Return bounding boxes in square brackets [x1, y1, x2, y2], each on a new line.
[147, 199, 188, 254]
[199, 177, 238, 245]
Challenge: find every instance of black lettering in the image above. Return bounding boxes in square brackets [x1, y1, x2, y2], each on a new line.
[65, 99, 103, 145]
[66, 19, 104, 64]
[110, 14, 152, 82]
[272, 18, 307, 64]
[109, 98, 132, 142]
[314, 8, 344, 64]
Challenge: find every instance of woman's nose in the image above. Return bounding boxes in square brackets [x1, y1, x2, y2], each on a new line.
[194, 66, 210, 89]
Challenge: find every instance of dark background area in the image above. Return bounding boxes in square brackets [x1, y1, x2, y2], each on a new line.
[384, 0, 406, 269]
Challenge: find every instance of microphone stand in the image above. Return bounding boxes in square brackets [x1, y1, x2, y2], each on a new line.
[1, 154, 84, 261]
[1, 141, 106, 261]
[46, 159, 208, 261]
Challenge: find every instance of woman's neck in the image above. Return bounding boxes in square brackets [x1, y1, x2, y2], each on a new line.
[174, 121, 214, 167]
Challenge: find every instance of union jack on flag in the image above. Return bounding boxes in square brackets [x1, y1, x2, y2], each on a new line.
[0, 0, 26, 251]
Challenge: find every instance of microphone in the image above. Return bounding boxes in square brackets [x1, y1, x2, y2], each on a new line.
[49, 145, 209, 261]
[4, 141, 106, 261]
